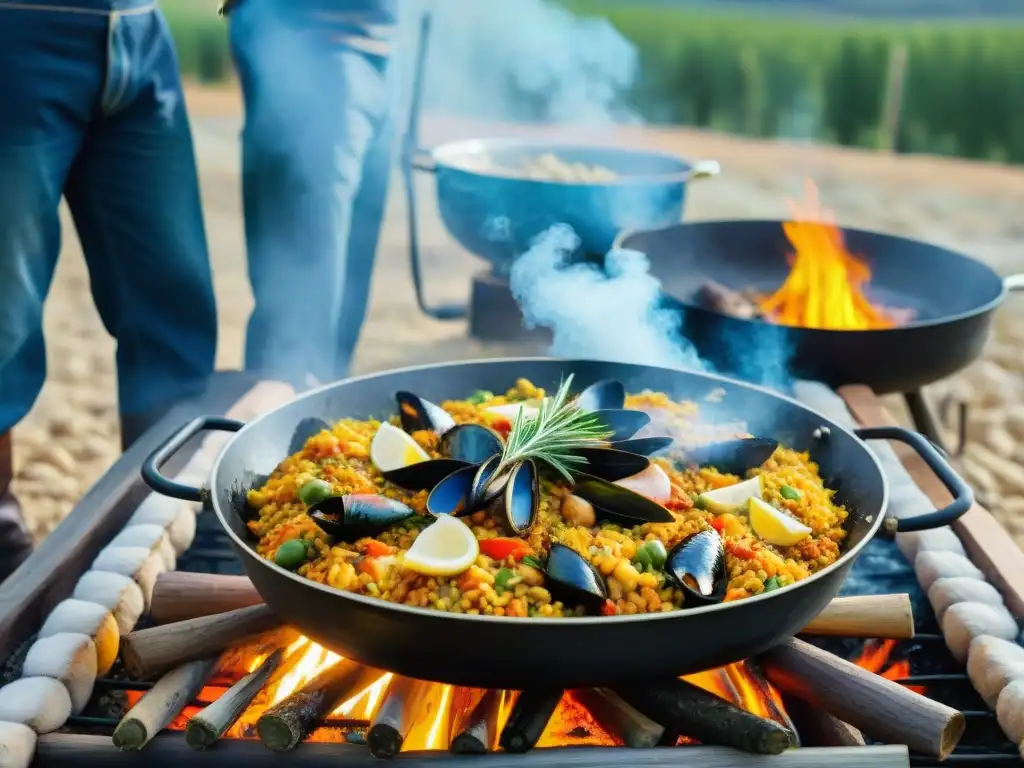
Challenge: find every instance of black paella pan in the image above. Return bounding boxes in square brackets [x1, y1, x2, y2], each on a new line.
[619, 221, 1024, 395]
[142, 358, 972, 689]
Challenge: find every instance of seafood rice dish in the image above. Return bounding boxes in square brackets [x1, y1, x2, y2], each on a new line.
[246, 377, 848, 619]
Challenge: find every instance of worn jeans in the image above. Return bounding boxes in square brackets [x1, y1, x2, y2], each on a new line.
[0, 0, 217, 435]
[229, 0, 395, 386]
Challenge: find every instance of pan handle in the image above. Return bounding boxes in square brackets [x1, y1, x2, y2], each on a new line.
[854, 426, 974, 532]
[141, 416, 245, 503]
[1004, 274, 1024, 293]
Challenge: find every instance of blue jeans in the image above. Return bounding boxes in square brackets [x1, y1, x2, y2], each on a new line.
[0, 0, 217, 434]
[229, 0, 395, 385]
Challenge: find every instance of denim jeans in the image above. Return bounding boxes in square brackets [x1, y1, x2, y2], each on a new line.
[0, 0, 217, 434]
[229, 0, 395, 386]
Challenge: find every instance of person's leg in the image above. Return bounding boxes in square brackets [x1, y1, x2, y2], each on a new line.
[230, 0, 393, 386]
[63, 6, 217, 448]
[0, 2, 108, 578]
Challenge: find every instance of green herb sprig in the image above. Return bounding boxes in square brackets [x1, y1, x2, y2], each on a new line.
[494, 375, 612, 481]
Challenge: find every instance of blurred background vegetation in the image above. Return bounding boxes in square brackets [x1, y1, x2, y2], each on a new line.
[163, 0, 1024, 163]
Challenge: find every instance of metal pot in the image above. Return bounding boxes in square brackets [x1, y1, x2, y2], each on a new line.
[143, 359, 971, 689]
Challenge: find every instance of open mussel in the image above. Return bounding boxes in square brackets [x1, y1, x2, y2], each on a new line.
[395, 391, 456, 436]
[666, 530, 727, 606]
[440, 423, 503, 465]
[682, 437, 779, 476]
[576, 379, 626, 413]
[425, 464, 479, 517]
[544, 543, 608, 614]
[609, 436, 674, 457]
[382, 458, 471, 492]
[309, 494, 415, 541]
[590, 409, 651, 442]
[574, 447, 650, 482]
[492, 460, 539, 535]
[469, 454, 504, 509]
[572, 475, 674, 526]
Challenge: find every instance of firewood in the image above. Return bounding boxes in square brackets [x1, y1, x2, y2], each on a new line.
[367, 677, 439, 758]
[498, 689, 563, 754]
[449, 689, 505, 754]
[575, 688, 664, 749]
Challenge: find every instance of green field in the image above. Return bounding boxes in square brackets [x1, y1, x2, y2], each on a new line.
[163, 1, 1024, 163]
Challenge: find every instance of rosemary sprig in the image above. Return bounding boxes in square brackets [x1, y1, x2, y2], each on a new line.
[494, 375, 612, 481]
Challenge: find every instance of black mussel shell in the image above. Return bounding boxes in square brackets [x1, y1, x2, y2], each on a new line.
[383, 458, 472, 491]
[426, 464, 479, 517]
[610, 436, 674, 457]
[666, 530, 727, 606]
[309, 494, 415, 541]
[440, 423, 503, 465]
[575, 448, 650, 482]
[590, 409, 651, 442]
[683, 437, 779, 476]
[576, 380, 626, 413]
[494, 460, 539, 535]
[572, 474, 674, 525]
[470, 454, 504, 510]
[544, 543, 608, 614]
[287, 418, 333, 456]
[396, 391, 456, 436]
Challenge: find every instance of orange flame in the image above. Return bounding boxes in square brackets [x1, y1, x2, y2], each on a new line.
[759, 179, 898, 330]
[852, 639, 926, 695]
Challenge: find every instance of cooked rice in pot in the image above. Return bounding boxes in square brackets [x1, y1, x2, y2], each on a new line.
[246, 380, 848, 619]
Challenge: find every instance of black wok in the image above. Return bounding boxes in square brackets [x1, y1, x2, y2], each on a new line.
[619, 221, 1024, 394]
[142, 359, 972, 688]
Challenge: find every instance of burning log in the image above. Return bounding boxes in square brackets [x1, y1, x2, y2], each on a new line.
[697, 280, 761, 319]
[574, 688, 664, 749]
[147, 573, 914, 639]
[761, 637, 965, 759]
[112, 657, 218, 751]
[368, 677, 439, 759]
[257, 658, 376, 752]
[121, 604, 282, 679]
[186, 648, 284, 750]
[782, 694, 865, 748]
[449, 689, 505, 754]
[498, 689, 563, 754]
[614, 678, 794, 755]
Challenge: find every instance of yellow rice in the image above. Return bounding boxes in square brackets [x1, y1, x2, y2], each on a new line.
[246, 379, 848, 618]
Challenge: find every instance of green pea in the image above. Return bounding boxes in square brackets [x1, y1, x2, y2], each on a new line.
[642, 540, 668, 570]
[275, 539, 309, 570]
[780, 485, 801, 501]
[299, 479, 334, 506]
[763, 576, 782, 592]
[494, 567, 514, 594]
[632, 548, 652, 570]
[467, 390, 495, 405]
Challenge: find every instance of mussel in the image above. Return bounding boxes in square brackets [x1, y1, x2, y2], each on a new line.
[469, 454, 504, 509]
[309, 494, 415, 541]
[493, 460, 539, 535]
[576, 379, 626, 413]
[682, 437, 779, 476]
[287, 417, 333, 456]
[382, 458, 472, 492]
[665, 530, 727, 606]
[440, 423, 503, 465]
[395, 391, 456, 436]
[590, 409, 651, 443]
[572, 475, 674, 526]
[574, 447, 650, 482]
[425, 464, 479, 517]
[544, 543, 608, 614]
[609, 436, 674, 457]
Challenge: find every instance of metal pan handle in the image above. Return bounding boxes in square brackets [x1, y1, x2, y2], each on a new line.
[1004, 274, 1024, 293]
[854, 426, 974, 532]
[141, 416, 244, 503]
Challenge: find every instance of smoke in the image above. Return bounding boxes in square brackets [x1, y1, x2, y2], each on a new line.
[510, 226, 794, 391]
[396, 0, 640, 125]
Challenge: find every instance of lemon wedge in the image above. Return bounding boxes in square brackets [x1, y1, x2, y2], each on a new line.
[696, 476, 763, 514]
[402, 515, 480, 577]
[749, 497, 812, 547]
[370, 422, 430, 473]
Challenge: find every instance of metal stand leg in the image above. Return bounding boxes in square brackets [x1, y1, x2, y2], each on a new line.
[904, 390, 949, 455]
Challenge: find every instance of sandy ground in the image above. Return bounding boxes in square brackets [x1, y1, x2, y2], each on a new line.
[12, 83, 1024, 541]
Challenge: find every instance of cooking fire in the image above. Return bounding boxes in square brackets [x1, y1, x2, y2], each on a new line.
[698, 180, 914, 331]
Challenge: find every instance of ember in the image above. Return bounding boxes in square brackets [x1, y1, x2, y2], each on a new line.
[759, 180, 902, 330]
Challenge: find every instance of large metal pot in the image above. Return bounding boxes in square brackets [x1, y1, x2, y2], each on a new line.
[143, 359, 971, 689]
